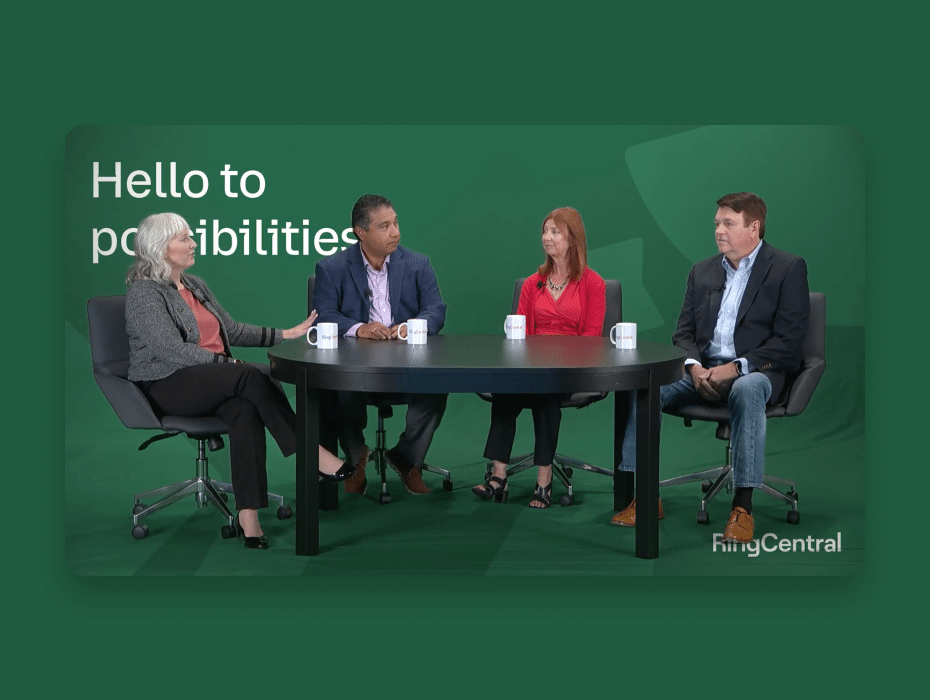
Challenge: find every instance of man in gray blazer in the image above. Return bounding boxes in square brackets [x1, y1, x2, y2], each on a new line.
[313, 194, 448, 495]
[612, 192, 810, 543]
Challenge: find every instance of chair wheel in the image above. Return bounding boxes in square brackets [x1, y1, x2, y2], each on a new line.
[787, 510, 800, 525]
[132, 503, 147, 516]
[442, 480, 453, 492]
[563, 467, 574, 478]
[131, 524, 149, 540]
[277, 505, 293, 519]
[696, 511, 710, 525]
[559, 494, 574, 507]
[701, 480, 713, 493]
[220, 523, 239, 539]
[379, 493, 392, 505]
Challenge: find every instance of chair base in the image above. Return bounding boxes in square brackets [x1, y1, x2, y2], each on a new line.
[492, 452, 612, 507]
[659, 449, 800, 525]
[370, 416, 452, 505]
[131, 439, 287, 537]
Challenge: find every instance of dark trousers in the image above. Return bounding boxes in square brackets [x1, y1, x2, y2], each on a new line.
[483, 393, 567, 467]
[336, 391, 448, 468]
[143, 363, 296, 510]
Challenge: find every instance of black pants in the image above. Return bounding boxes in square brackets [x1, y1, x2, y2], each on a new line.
[143, 363, 296, 510]
[483, 393, 567, 467]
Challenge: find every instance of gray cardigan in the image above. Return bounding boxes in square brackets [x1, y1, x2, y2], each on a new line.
[126, 274, 282, 382]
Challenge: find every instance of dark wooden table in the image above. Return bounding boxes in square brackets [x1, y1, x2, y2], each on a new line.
[269, 335, 683, 559]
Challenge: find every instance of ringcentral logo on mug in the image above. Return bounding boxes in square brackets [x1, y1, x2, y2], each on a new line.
[610, 322, 637, 349]
[504, 314, 526, 340]
[307, 322, 339, 349]
[398, 318, 428, 345]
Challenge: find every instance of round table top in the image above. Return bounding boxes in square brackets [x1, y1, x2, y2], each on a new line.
[269, 334, 684, 394]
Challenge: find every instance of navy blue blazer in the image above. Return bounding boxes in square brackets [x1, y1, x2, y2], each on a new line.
[672, 240, 810, 403]
[313, 243, 446, 337]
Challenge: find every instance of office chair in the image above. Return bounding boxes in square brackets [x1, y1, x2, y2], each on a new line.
[87, 296, 291, 540]
[659, 292, 826, 525]
[479, 277, 623, 506]
[308, 276, 452, 505]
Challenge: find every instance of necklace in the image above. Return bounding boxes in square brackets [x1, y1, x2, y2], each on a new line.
[547, 276, 568, 292]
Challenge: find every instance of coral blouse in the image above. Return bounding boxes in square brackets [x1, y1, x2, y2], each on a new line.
[178, 288, 225, 354]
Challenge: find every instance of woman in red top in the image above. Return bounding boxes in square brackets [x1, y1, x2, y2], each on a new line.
[473, 207, 606, 508]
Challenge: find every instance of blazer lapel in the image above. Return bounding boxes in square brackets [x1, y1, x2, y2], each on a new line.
[708, 262, 726, 323]
[737, 242, 773, 324]
[387, 247, 405, 323]
[347, 245, 371, 323]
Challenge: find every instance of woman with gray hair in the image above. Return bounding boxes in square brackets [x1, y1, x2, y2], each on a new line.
[126, 213, 358, 550]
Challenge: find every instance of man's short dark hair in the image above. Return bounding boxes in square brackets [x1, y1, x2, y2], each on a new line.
[352, 194, 393, 231]
[716, 192, 767, 239]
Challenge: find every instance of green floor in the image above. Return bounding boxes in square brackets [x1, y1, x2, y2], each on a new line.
[66, 321, 864, 576]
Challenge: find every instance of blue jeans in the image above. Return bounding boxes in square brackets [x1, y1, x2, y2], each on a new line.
[618, 371, 772, 487]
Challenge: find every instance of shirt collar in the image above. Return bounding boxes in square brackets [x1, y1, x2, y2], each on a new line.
[362, 253, 391, 274]
[722, 240, 763, 273]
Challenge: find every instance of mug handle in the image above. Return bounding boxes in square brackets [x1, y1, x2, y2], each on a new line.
[397, 322, 408, 339]
[307, 326, 318, 346]
[609, 325, 617, 345]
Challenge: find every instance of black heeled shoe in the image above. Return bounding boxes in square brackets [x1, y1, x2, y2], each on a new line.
[319, 460, 358, 483]
[472, 475, 509, 503]
[528, 481, 552, 509]
[236, 516, 269, 549]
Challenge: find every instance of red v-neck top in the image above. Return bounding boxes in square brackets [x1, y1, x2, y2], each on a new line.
[516, 268, 606, 336]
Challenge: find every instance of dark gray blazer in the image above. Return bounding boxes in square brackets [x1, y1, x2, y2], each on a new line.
[126, 274, 281, 381]
[672, 241, 810, 403]
[313, 243, 446, 336]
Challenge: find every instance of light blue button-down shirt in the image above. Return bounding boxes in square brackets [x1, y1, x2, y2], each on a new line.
[687, 240, 763, 375]
[346, 253, 392, 337]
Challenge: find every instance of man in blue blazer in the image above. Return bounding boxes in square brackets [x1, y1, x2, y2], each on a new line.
[611, 193, 810, 543]
[313, 194, 448, 495]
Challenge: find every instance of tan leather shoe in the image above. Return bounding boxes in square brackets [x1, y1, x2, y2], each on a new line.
[722, 507, 754, 543]
[344, 446, 370, 494]
[386, 448, 431, 495]
[609, 498, 664, 527]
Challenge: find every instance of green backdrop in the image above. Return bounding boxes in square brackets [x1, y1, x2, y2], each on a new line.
[64, 124, 864, 576]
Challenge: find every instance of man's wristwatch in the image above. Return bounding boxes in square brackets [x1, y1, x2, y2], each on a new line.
[732, 360, 744, 376]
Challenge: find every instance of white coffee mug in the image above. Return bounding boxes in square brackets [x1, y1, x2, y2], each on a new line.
[610, 322, 637, 349]
[504, 314, 526, 340]
[307, 322, 339, 349]
[397, 318, 428, 345]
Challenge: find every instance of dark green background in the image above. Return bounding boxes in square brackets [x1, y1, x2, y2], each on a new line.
[10, 0, 914, 695]
[64, 124, 865, 578]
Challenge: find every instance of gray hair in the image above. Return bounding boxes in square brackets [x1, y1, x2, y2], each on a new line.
[126, 213, 189, 285]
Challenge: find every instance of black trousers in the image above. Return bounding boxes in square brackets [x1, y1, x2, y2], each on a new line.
[336, 391, 448, 469]
[483, 393, 567, 467]
[143, 363, 296, 510]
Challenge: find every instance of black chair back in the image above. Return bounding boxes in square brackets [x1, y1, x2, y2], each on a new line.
[308, 276, 316, 316]
[781, 292, 826, 416]
[87, 296, 162, 430]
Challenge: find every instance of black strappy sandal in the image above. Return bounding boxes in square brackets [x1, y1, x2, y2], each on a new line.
[528, 481, 552, 509]
[472, 475, 509, 503]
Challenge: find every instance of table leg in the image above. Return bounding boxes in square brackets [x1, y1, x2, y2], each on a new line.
[296, 368, 320, 556]
[613, 391, 633, 510]
[319, 389, 340, 512]
[634, 373, 660, 559]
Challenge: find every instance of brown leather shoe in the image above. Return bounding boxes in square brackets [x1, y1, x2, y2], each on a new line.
[386, 448, 431, 495]
[343, 446, 370, 494]
[722, 507, 754, 543]
[609, 498, 664, 527]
